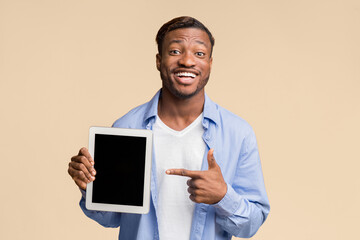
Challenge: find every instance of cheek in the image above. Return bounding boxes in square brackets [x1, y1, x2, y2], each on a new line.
[160, 65, 169, 76]
[199, 58, 211, 67]
[201, 63, 211, 75]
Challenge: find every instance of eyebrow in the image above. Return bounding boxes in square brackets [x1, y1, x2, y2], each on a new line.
[169, 39, 208, 47]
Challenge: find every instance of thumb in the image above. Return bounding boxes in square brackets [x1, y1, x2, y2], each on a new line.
[207, 148, 218, 170]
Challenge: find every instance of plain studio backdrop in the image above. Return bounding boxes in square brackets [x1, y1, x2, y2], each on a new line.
[0, 0, 359, 239]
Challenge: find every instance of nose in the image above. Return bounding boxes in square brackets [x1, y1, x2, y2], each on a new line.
[178, 52, 195, 67]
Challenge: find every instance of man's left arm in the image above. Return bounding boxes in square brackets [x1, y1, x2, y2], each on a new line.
[167, 132, 270, 238]
[213, 129, 270, 237]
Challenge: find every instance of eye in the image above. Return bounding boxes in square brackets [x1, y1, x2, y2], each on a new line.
[195, 52, 205, 57]
[170, 50, 181, 55]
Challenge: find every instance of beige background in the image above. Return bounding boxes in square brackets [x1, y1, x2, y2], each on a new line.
[1, 0, 359, 239]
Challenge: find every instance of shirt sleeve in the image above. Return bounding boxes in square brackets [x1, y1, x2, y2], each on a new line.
[212, 129, 270, 238]
[79, 189, 122, 228]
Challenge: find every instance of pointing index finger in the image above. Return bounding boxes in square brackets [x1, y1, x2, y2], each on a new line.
[166, 169, 202, 178]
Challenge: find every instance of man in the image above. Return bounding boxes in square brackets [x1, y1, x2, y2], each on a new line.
[68, 16, 270, 239]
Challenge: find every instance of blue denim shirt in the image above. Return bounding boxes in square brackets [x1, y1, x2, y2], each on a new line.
[80, 90, 270, 240]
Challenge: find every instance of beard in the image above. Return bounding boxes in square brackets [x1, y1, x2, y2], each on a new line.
[160, 71, 210, 100]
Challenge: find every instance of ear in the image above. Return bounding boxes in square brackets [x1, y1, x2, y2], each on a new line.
[156, 53, 161, 71]
[209, 57, 213, 71]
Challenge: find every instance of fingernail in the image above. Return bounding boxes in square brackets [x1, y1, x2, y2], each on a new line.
[166, 170, 170, 174]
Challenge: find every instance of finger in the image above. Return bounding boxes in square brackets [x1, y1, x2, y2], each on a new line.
[189, 194, 203, 203]
[187, 179, 201, 189]
[166, 169, 203, 178]
[69, 161, 95, 182]
[189, 194, 196, 202]
[78, 147, 94, 166]
[71, 155, 96, 176]
[74, 177, 88, 190]
[187, 179, 195, 188]
[68, 163, 94, 183]
[187, 186, 195, 195]
[207, 148, 218, 169]
[68, 166, 94, 184]
[188, 188, 205, 199]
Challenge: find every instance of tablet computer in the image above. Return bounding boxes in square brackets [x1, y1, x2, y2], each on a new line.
[86, 126, 152, 214]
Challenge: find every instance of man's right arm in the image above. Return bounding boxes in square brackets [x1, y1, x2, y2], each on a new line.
[68, 147, 122, 228]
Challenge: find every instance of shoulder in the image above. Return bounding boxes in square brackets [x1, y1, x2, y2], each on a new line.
[219, 105, 252, 131]
[214, 104, 259, 155]
[112, 102, 150, 128]
[206, 97, 254, 137]
[112, 90, 160, 128]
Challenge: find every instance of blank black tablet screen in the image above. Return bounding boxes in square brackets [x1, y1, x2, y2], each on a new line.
[92, 134, 146, 206]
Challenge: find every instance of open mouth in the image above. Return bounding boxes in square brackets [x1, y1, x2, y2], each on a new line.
[173, 69, 199, 85]
[175, 72, 197, 78]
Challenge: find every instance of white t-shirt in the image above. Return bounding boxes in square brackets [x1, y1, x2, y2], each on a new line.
[153, 114, 206, 240]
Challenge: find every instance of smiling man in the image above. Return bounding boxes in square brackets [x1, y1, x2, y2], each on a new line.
[68, 16, 270, 240]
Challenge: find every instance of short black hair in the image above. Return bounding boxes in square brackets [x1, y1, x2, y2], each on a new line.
[156, 16, 215, 57]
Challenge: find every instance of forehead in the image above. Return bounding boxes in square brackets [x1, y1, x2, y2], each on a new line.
[163, 28, 211, 48]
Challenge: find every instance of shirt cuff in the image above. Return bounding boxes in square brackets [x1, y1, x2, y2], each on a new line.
[212, 183, 241, 217]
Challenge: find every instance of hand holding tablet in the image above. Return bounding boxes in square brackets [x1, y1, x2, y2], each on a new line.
[69, 147, 96, 191]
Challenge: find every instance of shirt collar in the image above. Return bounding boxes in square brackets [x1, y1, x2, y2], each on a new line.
[143, 90, 161, 123]
[143, 89, 220, 126]
[203, 93, 220, 126]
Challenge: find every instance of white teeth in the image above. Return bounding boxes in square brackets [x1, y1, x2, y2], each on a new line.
[175, 72, 196, 78]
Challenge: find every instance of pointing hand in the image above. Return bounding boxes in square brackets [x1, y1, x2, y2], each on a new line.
[166, 149, 227, 204]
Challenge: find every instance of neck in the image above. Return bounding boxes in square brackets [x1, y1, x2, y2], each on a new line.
[158, 88, 205, 131]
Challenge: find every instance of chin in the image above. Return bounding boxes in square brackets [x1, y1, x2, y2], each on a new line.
[170, 87, 202, 99]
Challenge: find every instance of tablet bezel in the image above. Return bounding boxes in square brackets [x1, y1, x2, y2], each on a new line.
[86, 126, 152, 214]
